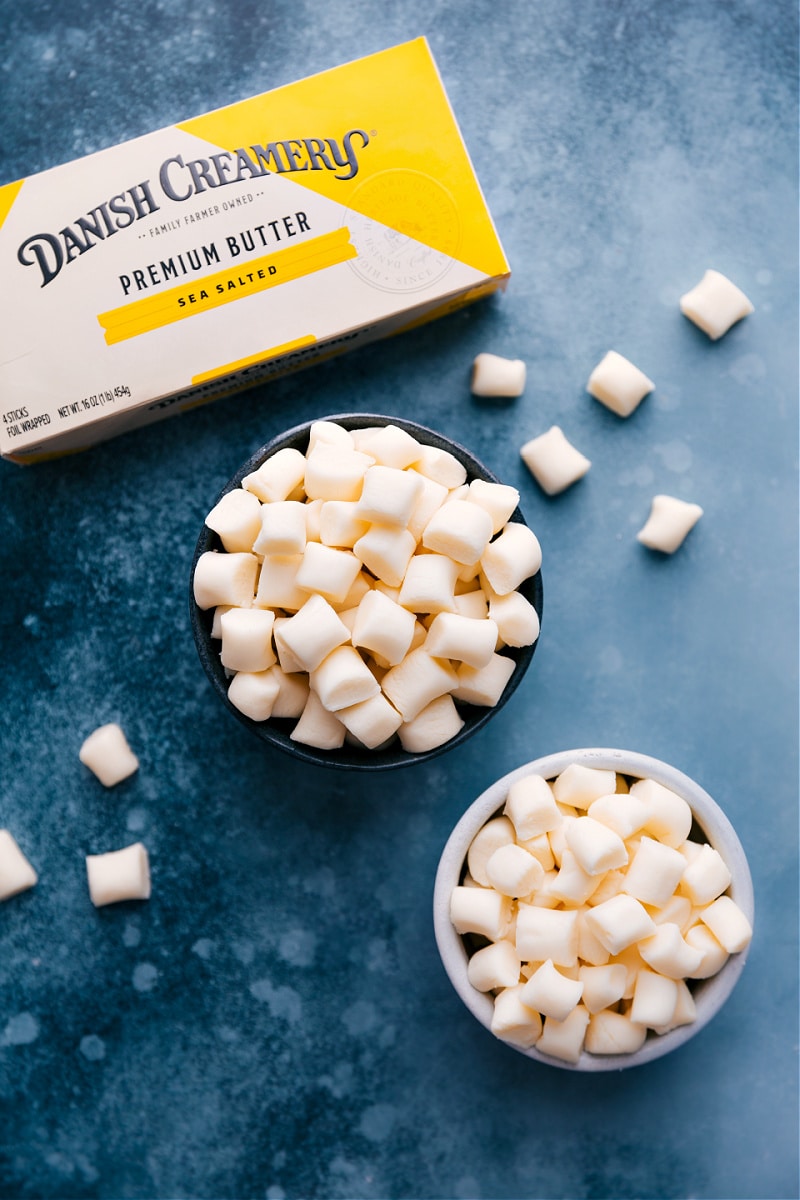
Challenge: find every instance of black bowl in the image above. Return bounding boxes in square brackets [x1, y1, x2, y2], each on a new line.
[190, 414, 544, 770]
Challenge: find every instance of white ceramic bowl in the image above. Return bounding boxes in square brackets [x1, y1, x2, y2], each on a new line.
[433, 748, 754, 1071]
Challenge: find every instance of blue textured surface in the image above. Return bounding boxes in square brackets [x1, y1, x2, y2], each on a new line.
[0, 3, 797, 1198]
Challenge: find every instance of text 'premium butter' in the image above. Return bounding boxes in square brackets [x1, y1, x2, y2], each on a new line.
[0, 38, 509, 463]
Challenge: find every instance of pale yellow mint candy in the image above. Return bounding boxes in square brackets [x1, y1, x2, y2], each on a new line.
[86, 843, 151, 907]
[471, 351, 527, 398]
[680, 269, 754, 340]
[204, 488, 262, 553]
[79, 723, 139, 788]
[0, 830, 38, 901]
[637, 495, 703, 554]
[587, 350, 655, 417]
[520, 426, 591, 495]
[521, 959, 585, 1022]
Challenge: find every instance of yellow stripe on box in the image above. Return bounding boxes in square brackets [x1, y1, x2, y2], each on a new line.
[0, 178, 24, 233]
[97, 228, 355, 345]
[191, 336, 317, 386]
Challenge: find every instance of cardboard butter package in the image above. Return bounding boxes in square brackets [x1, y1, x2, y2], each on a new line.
[0, 37, 509, 464]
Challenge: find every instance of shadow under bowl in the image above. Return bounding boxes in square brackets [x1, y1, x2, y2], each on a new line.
[433, 747, 754, 1070]
[190, 413, 543, 770]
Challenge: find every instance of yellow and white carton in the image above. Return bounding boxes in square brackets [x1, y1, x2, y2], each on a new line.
[0, 37, 509, 463]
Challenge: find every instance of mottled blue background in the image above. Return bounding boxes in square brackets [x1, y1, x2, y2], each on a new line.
[0, 2, 797, 1198]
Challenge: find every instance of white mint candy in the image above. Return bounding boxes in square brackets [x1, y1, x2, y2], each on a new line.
[307, 419, 354, 453]
[576, 910, 611, 966]
[398, 553, 459, 614]
[471, 352, 526, 398]
[79, 723, 139, 788]
[679, 843, 732, 906]
[242, 447, 306, 503]
[587, 350, 655, 418]
[699, 895, 753, 953]
[586, 868, 626, 908]
[290, 689, 346, 750]
[295, 542, 362, 605]
[515, 904, 579, 967]
[504, 774, 561, 840]
[521, 959, 584, 1021]
[547, 816, 574, 868]
[422, 499, 494, 566]
[629, 968, 679, 1029]
[210, 605, 231, 639]
[266, 666, 309, 719]
[486, 843, 544, 898]
[549, 849, 602, 906]
[488, 590, 540, 648]
[518, 833, 555, 873]
[467, 479, 520, 534]
[622, 835, 686, 908]
[353, 423, 422, 469]
[453, 589, 489, 622]
[552, 763, 616, 810]
[680, 269, 754, 340]
[252, 500, 307, 557]
[406, 473, 449, 542]
[335, 570, 373, 612]
[584, 894, 656, 956]
[585, 1010, 647, 1055]
[637, 495, 703, 554]
[396, 694, 465, 753]
[309, 645, 379, 712]
[537, 1005, 590, 1064]
[380, 648, 458, 723]
[638, 922, 704, 979]
[304, 497, 325, 541]
[491, 984, 542, 1048]
[219, 607, 276, 674]
[318, 501, 369, 549]
[565, 816, 628, 876]
[615, 945, 646, 999]
[336, 692, 403, 750]
[467, 816, 516, 887]
[451, 653, 516, 708]
[255, 554, 306, 611]
[578, 963, 627, 1014]
[587, 791, 648, 840]
[480, 523, 542, 594]
[353, 525, 417, 589]
[652, 893, 694, 935]
[424, 612, 498, 669]
[684, 924, 730, 978]
[356, 464, 421, 527]
[631, 777, 693, 848]
[0, 830, 38, 901]
[467, 940, 521, 992]
[450, 885, 512, 941]
[86, 843, 151, 907]
[351, 589, 416, 667]
[272, 617, 305, 674]
[412, 444, 467, 489]
[193, 550, 258, 610]
[278, 594, 350, 672]
[205, 488, 262, 553]
[227, 669, 282, 722]
[520, 426, 591, 495]
[303, 444, 373, 502]
[651, 979, 697, 1034]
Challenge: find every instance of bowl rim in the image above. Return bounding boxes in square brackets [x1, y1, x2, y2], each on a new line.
[432, 747, 755, 1071]
[189, 412, 543, 771]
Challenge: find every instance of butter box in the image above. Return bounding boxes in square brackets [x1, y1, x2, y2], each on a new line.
[0, 37, 509, 464]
